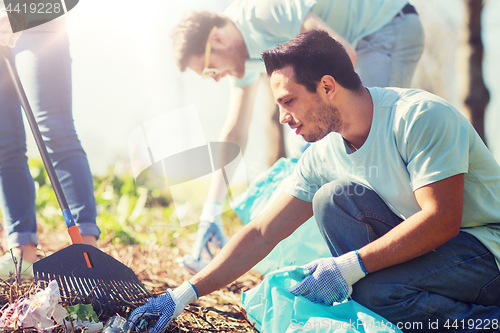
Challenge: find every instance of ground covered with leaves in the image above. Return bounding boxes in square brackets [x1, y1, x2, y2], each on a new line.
[0, 161, 264, 332]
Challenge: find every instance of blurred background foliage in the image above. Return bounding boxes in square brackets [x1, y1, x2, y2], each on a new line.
[19, 158, 243, 250]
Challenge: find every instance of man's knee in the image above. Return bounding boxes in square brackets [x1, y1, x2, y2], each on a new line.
[313, 181, 344, 219]
[313, 181, 365, 214]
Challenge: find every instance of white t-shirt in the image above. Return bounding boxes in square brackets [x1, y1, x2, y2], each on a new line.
[224, 0, 407, 87]
[286, 87, 500, 266]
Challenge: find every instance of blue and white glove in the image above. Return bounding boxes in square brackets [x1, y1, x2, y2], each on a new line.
[289, 251, 367, 306]
[128, 282, 198, 333]
[192, 201, 228, 259]
[178, 202, 228, 274]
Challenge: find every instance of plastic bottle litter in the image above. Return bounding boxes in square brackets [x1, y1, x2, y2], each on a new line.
[102, 315, 129, 333]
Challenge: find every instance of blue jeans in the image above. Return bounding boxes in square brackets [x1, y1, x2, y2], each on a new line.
[0, 18, 100, 249]
[313, 180, 500, 333]
[356, 10, 424, 88]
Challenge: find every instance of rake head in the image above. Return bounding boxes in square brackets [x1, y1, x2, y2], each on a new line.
[34, 244, 151, 320]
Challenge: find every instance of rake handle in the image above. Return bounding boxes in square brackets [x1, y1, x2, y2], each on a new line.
[1, 46, 84, 245]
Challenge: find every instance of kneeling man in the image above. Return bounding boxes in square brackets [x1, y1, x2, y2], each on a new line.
[130, 30, 500, 332]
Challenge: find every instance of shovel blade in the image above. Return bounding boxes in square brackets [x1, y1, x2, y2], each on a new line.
[34, 244, 150, 319]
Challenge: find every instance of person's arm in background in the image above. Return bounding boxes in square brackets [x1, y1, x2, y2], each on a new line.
[207, 75, 286, 204]
[179, 77, 262, 272]
[205, 77, 261, 203]
[261, 74, 286, 165]
[301, 11, 357, 67]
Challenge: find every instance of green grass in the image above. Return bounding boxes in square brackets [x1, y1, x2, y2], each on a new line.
[23, 158, 243, 247]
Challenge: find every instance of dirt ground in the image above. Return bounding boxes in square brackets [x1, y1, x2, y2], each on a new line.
[0, 224, 264, 333]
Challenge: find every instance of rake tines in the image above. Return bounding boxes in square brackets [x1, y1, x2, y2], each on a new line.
[34, 244, 151, 320]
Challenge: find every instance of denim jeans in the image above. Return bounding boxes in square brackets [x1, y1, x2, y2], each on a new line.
[356, 10, 424, 88]
[0, 18, 100, 249]
[313, 180, 500, 333]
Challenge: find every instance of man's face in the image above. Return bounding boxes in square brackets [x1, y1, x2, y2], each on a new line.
[186, 36, 247, 82]
[270, 66, 344, 143]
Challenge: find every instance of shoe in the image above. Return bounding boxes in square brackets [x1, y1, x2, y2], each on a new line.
[0, 252, 33, 280]
[176, 254, 210, 275]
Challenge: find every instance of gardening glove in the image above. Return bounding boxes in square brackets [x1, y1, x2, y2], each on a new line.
[128, 281, 198, 333]
[178, 202, 228, 274]
[192, 201, 228, 259]
[289, 251, 367, 306]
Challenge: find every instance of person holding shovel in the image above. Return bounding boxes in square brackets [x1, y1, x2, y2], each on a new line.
[130, 30, 500, 331]
[171, 0, 425, 273]
[0, 2, 100, 278]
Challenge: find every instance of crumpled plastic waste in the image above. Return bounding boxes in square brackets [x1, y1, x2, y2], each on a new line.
[242, 265, 403, 333]
[102, 315, 129, 333]
[0, 280, 103, 333]
[0, 280, 66, 332]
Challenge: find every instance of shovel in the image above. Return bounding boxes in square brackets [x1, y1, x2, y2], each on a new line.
[1, 46, 150, 319]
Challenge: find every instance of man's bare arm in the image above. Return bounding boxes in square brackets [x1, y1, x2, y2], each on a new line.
[358, 173, 464, 273]
[261, 74, 286, 165]
[206, 78, 261, 203]
[190, 193, 314, 296]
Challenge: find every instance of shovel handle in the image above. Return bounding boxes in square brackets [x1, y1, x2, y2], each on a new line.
[1, 46, 85, 244]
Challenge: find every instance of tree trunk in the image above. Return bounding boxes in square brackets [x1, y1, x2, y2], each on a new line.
[463, 0, 489, 143]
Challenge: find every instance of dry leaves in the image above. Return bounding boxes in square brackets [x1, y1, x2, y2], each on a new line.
[1, 231, 263, 333]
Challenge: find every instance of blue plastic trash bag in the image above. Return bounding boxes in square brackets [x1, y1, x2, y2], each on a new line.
[231, 158, 331, 275]
[242, 265, 403, 333]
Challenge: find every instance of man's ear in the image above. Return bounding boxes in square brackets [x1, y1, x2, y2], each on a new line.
[208, 30, 225, 49]
[320, 75, 336, 100]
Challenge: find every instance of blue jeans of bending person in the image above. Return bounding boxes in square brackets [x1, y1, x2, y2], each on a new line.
[0, 18, 100, 249]
[356, 8, 424, 88]
[313, 180, 500, 333]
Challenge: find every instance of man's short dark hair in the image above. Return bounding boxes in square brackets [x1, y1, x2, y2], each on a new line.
[171, 11, 230, 71]
[262, 30, 362, 92]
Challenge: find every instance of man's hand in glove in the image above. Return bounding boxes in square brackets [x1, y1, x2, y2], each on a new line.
[128, 282, 198, 333]
[289, 251, 367, 306]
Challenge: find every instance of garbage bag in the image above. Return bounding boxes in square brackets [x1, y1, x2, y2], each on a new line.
[242, 265, 403, 333]
[231, 158, 331, 275]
